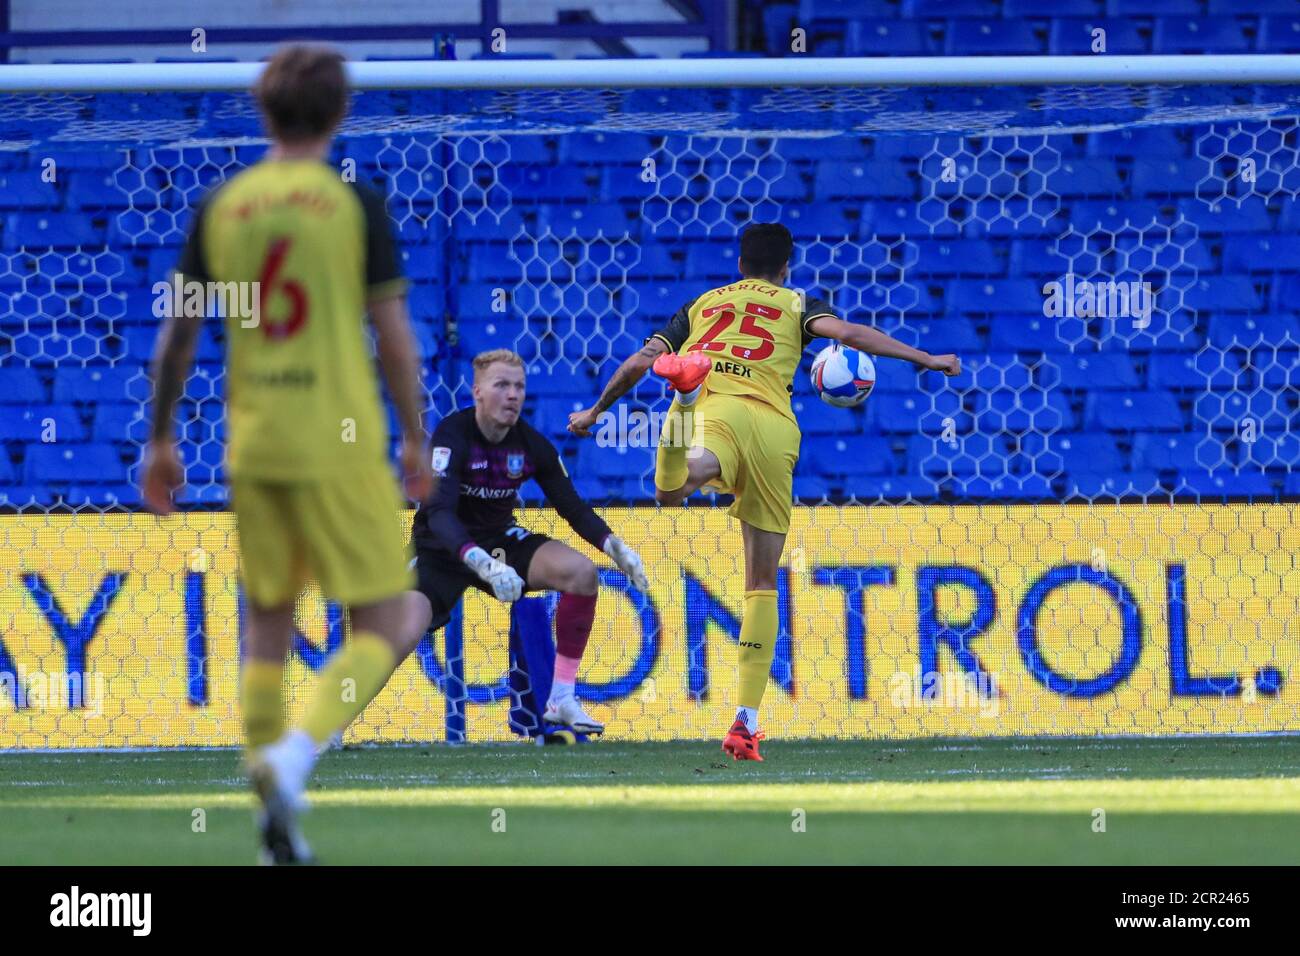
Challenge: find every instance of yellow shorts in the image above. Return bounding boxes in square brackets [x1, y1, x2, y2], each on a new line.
[666, 391, 800, 534]
[230, 463, 413, 609]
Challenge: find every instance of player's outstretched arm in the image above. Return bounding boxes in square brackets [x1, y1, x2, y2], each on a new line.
[143, 294, 202, 514]
[370, 295, 433, 501]
[568, 338, 670, 437]
[806, 315, 961, 377]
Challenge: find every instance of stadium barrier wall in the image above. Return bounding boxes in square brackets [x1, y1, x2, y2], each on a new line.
[2, 54, 1300, 91]
[0, 504, 1295, 748]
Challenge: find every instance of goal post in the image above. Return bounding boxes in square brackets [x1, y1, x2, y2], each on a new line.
[0, 55, 1298, 748]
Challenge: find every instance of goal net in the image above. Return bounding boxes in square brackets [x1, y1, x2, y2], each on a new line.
[0, 66, 1297, 747]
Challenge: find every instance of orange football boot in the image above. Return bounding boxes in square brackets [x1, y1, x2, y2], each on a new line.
[721, 718, 765, 762]
[652, 352, 711, 394]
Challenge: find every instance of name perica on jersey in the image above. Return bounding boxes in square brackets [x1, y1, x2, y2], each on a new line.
[413, 409, 612, 560]
[650, 278, 839, 425]
[177, 159, 407, 481]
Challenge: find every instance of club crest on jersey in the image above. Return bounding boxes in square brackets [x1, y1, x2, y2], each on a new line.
[431, 446, 451, 476]
[506, 452, 525, 478]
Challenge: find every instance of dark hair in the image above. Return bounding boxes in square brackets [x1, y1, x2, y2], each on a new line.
[255, 44, 348, 143]
[739, 223, 794, 279]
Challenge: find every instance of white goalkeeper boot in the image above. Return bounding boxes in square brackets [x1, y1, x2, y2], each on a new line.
[543, 695, 605, 735]
[248, 730, 316, 865]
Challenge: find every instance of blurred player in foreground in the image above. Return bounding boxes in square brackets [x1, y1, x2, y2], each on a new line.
[142, 45, 431, 863]
[398, 349, 648, 734]
[569, 223, 960, 760]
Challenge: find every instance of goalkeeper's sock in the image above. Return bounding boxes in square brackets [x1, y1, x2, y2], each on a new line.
[736, 589, 779, 723]
[655, 399, 695, 492]
[241, 658, 285, 749]
[300, 631, 398, 746]
[551, 592, 597, 701]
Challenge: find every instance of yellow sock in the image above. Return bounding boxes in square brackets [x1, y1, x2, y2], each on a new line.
[300, 631, 397, 745]
[737, 589, 779, 711]
[241, 659, 285, 749]
[655, 399, 694, 492]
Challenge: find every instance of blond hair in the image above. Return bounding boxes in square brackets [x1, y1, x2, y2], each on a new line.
[472, 349, 525, 379]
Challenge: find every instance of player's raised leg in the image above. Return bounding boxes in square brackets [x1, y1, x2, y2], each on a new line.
[722, 521, 786, 762]
[527, 541, 605, 733]
[652, 352, 712, 498]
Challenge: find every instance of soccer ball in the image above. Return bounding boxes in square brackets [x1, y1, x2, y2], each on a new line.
[810, 342, 876, 407]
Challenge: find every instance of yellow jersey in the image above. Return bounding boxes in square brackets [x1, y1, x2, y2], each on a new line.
[176, 159, 407, 481]
[649, 278, 838, 425]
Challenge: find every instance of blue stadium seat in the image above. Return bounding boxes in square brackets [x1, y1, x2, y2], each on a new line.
[1192, 390, 1291, 432]
[1259, 350, 1300, 388]
[865, 200, 960, 237]
[790, 396, 863, 436]
[1008, 241, 1065, 276]
[959, 475, 1055, 500]
[859, 393, 932, 434]
[1069, 199, 1166, 232]
[1043, 159, 1125, 197]
[498, 166, 595, 202]
[1177, 196, 1272, 232]
[1183, 276, 1263, 311]
[0, 170, 61, 209]
[1088, 126, 1189, 158]
[1207, 313, 1300, 349]
[792, 476, 835, 500]
[1154, 18, 1252, 54]
[910, 317, 982, 352]
[785, 205, 858, 238]
[1065, 470, 1162, 499]
[949, 279, 1045, 313]
[845, 20, 932, 55]
[986, 316, 1071, 351]
[1, 367, 49, 403]
[1086, 391, 1185, 430]
[1147, 350, 1245, 390]
[908, 433, 1005, 477]
[1129, 158, 1209, 196]
[4, 212, 105, 249]
[904, 0, 998, 15]
[685, 241, 740, 279]
[1286, 472, 1300, 496]
[814, 160, 914, 199]
[911, 240, 1000, 276]
[945, 20, 1045, 56]
[1110, 0, 1203, 13]
[1007, 0, 1100, 11]
[538, 203, 633, 237]
[1224, 234, 1300, 272]
[868, 475, 944, 500]
[1019, 432, 1126, 475]
[0, 405, 86, 443]
[1049, 19, 1149, 55]
[801, 436, 895, 477]
[52, 365, 140, 403]
[1240, 431, 1300, 469]
[59, 484, 141, 508]
[1133, 432, 1218, 471]
[92, 403, 145, 442]
[23, 443, 128, 484]
[576, 442, 651, 481]
[972, 390, 1074, 433]
[1175, 469, 1277, 500]
[1258, 16, 1300, 51]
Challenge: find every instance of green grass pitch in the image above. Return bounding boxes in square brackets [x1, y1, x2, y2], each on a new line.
[2, 737, 1299, 865]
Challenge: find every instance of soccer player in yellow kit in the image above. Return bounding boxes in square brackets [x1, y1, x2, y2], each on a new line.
[142, 45, 432, 861]
[570, 223, 960, 760]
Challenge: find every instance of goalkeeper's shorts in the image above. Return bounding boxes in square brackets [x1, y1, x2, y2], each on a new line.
[676, 391, 801, 535]
[413, 526, 553, 633]
[230, 463, 413, 609]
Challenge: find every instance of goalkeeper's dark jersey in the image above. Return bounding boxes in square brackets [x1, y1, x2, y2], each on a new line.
[413, 408, 612, 560]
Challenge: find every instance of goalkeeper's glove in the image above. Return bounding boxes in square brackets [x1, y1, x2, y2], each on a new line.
[603, 534, 648, 592]
[463, 546, 525, 602]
